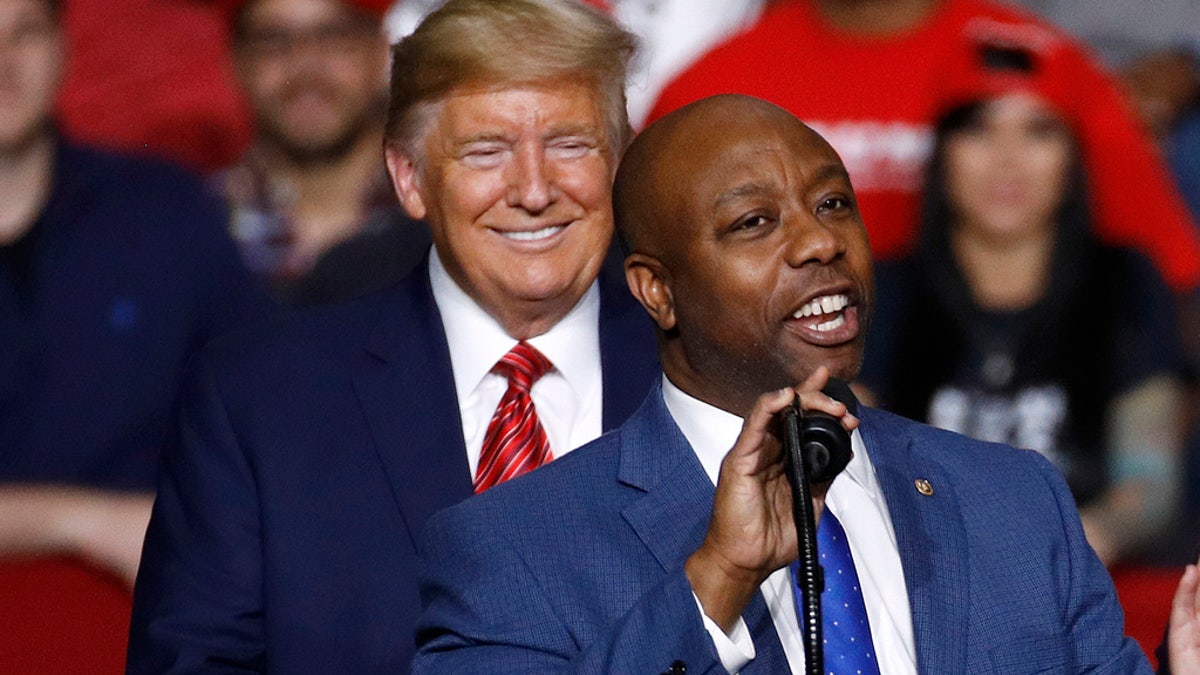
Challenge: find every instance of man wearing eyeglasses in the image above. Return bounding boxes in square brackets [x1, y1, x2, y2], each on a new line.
[221, 0, 430, 306]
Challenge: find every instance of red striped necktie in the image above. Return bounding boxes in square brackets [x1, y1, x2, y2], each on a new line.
[473, 341, 555, 493]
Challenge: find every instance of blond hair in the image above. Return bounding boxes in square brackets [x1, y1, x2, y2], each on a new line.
[386, 0, 636, 159]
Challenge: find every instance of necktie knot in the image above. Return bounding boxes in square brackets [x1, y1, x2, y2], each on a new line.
[474, 341, 555, 493]
[494, 341, 553, 392]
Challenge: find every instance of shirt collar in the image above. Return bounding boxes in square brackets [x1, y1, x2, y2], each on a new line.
[660, 374, 875, 494]
[429, 246, 600, 398]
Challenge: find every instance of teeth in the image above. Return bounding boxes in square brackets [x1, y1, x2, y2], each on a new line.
[792, 294, 848, 319]
[812, 314, 846, 332]
[502, 225, 564, 241]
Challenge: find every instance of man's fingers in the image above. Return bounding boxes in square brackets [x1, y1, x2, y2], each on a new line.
[792, 364, 863, 431]
[1175, 563, 1200, 619]
[725, 364, 859, 472]
[727, 386, 796, 458]
[798, 365, 831, 392]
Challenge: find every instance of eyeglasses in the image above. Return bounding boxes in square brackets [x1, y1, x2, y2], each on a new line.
[238, 20, 378, 59]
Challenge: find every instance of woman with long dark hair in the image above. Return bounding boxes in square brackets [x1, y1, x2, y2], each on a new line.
[861, 51, 1186, 566]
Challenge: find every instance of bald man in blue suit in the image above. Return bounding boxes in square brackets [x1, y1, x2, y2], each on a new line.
[412, 95, 1149, 673]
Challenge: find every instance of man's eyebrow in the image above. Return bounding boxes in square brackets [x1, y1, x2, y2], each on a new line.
[711, 162, 851, 208]
[812, 163, 852, 186]
[545, 122, 598, 137]
[714, 183, 772, 209]
[455, 133, 509, 146]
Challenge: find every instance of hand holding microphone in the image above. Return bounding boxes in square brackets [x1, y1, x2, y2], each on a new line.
[684, 366, 858, 633]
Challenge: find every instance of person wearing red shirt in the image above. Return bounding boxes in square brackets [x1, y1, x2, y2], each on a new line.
[649, 0, 1200, 294]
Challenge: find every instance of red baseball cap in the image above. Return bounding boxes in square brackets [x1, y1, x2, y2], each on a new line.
[935, 17, 1086, 129]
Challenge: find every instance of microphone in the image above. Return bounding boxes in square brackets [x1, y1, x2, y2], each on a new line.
[783, 378, 856, 484]
[781, 377, 857, 675]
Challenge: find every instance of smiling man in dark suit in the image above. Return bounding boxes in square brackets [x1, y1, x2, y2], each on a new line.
[126, 1, 657, 672]
[412, 94, 1150, 674]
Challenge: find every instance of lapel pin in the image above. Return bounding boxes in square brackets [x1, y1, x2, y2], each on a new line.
[915, 479, 934, 496]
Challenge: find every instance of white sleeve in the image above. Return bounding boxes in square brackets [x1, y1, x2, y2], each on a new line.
[692, 591, 756, 673]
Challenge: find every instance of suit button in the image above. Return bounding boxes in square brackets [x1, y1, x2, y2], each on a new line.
[660, 660, 686, 675]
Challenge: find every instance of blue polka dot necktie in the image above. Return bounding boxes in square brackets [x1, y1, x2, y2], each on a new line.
[791, 510, 881, 675]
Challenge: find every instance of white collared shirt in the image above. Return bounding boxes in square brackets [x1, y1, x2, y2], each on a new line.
[662, 376, 918, 674]
[429, 248, 604, 475]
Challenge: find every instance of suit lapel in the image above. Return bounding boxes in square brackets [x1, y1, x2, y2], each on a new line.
[354, 269, 473, 547]
[353, 251, 655, 547]
[616, 388, 790, 671]
[860, 409, 970, 674]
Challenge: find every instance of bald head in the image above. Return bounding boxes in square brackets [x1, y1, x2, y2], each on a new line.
[616, 94, 873, 416]
[615, 95, 826, 257]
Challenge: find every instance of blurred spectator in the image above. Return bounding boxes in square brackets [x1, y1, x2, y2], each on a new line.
[1009, 0, 1200, 72]
[221, 0, 430, 306]
[385, 0, 765, 127]
[56, 0, 252, 173]
[0, 0, 267, 585]
[859, 43, 1186, 566]
[1173, 109, 1200, 226]
[1009, 0, 1200, 228]
[648, 0, 1200, 297]
[1123, 49, 1199, 144]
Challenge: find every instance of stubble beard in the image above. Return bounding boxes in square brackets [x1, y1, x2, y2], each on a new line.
[257, 95, 384, 168]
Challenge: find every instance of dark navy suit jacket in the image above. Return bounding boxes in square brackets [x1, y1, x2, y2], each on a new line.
[414, 383, 1151, 674]
[127, 257, 658, 673]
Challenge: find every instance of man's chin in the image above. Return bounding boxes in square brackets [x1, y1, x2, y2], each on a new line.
[784, 345, 865, 387]
[260, 118, 363, 164]
[278, 131, 360, 165]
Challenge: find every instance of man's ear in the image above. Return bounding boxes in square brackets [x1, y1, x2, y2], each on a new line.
[385, 144, 427, 220]
[625, 253, 676, 331]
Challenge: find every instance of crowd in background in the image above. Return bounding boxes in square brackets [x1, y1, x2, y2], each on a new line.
[2, 0, 1200, 668]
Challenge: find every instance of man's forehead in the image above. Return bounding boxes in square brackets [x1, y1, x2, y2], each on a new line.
[435, 85, 604, 133]
[666, 108, 832, 170]
[669, 128, 847, 202]
[238, 0, 378, 30]
[235, 0, 388, 19]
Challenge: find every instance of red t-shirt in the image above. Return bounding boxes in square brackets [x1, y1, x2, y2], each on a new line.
[649, 0, 1200, 291]
[56, 0, 251, 174]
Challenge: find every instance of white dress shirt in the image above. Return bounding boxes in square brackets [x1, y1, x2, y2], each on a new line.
[429, 248, 604, 476]
[661, 376, 918, 674]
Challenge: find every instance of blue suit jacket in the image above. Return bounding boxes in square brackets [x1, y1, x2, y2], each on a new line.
[413, 383, 1151, 674]
[127, 257, 659, 673]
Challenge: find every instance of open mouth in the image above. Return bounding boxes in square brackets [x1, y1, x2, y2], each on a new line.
[788, 292, 859, 345]
[792, 293, 849, 332]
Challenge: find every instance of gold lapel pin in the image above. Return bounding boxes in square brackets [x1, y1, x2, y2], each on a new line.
[915, 479, 934, 496]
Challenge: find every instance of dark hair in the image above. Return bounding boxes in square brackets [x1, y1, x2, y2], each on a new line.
[917, 99, 1092, 288]
[891, 99, 1109, 477]
[914, 99, 1095, 355]
[902, 97, 1099, 410]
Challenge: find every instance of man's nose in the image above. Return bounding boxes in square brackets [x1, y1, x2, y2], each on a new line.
[506, 144, 555, 213]
[784, 216, 842, 267]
